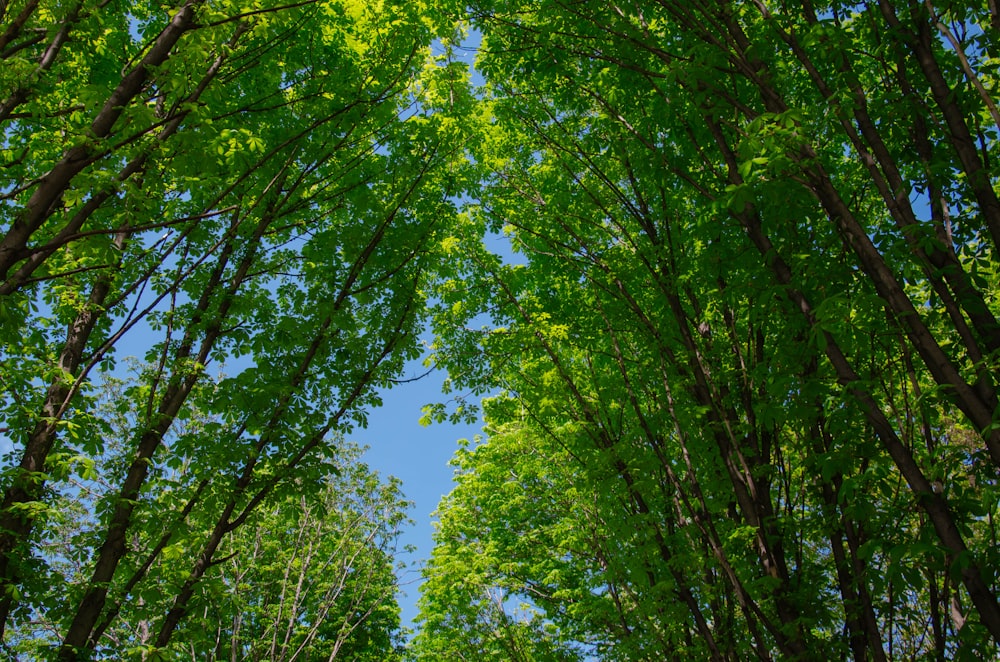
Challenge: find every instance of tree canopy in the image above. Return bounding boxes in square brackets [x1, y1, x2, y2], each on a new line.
[3, 0, 1000, 660]
[416, 1, 1000, 660]
[0, 0, 464, 657]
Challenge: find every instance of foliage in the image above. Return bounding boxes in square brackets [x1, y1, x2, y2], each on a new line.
[146, 443, 410, 662]
[410, 430, 596, 661]
[0, 0, 463, 657]
[7, 0, 1000, 659]
[417, 1, 1000, 660]
[16, 418, 409, 661]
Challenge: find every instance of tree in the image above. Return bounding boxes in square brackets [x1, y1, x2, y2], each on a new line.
[0, 0, 464, 657]
[412, 423, 672, 661]
[118, 442, 410, 662]
[9, 397, 410, 661]
[7, 0, 1000, 658]
[419, 1, 1000, 659]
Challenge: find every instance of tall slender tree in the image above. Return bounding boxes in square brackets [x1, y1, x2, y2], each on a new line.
[419, 1, 1000, 659]
[0, 0, 464, 657]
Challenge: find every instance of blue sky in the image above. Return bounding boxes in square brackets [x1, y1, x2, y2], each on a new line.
[356, 232, 518, 635]
[352, 363, 482, 633]
[357, 28, 495, 634]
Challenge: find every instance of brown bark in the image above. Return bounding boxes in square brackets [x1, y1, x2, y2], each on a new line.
[800, 161, 1000, 467]
[600, 305, 776, 658]
[877, 0, 1000, 253]
[0, 0, 202, 280]
[618, 186, 809, 655]
[0, 0, 39, 53]
[149, 293, 417, 653]
[658, 286, 808, 656]
[0, 28, 249, 628]
[1, 29, 240, 295]
[810, 416, 888, 662]
[749, 206, 1000, 644]
[770, 8, 1000, 361]
[499, 133, 809, 656]
[0, 225, 126, 634]
[0, 1, 81, 123]
[490, 271, 728, 660]
[83, 150, 438, 654]
[56, 206, 251, 656]
[87, 479, 209, 649]
[705, 110, 1000, 645]
[717, 7, 1000, 468]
